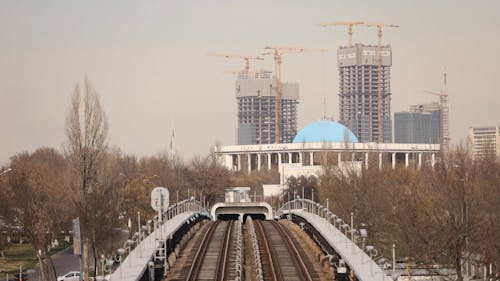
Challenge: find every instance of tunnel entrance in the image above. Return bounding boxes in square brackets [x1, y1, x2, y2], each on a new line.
[217, 214, 240, 221]
[211, 201, 273, 221]
[242, 213, 266, 223]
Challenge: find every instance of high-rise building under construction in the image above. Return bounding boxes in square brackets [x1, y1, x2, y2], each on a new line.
[394, 103, 441, 144]
[236, 71, 299, 145]
[338, 43, 392, 143]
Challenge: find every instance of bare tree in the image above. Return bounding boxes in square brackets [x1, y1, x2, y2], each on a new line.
[65, 78, 108, 281]
[6, 148, 71, 281]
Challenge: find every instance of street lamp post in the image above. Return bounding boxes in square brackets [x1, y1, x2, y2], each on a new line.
[359, 224, 367, 251]
[137, 212, 141, 257]
[335, 218, 343, 229]
[366, 245, 378, 275]
[341, 223, 350, 240]
[106, 257, 114, 281]
[126, 239, 135, 266]
[116, 248, 126, 278]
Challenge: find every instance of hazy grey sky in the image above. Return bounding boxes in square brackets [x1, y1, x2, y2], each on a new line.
[1, 1, 499, 164]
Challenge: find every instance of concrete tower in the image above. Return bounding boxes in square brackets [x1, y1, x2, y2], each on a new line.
[337, 43, 392, 143]
[236, 71, 299, 144]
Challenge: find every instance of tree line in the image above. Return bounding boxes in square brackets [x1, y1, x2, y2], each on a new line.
[317, 148, 500, 280]
[0, 78, 273, 281]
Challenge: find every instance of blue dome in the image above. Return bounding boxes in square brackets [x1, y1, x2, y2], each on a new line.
[293, 120, 359, 143]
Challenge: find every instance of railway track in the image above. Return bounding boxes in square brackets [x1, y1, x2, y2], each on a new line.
[185, 220, 237, 281]
[167, 218, 329, 281]
[254, 220, 315, 281]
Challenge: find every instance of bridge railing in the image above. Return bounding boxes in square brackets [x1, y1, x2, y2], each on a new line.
[276, 198, 395, 281]
[105, 198, 210, 281]
[161, 197, 209, 221]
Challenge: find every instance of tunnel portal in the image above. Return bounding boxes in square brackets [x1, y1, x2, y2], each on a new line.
[211, 202, 273, 221]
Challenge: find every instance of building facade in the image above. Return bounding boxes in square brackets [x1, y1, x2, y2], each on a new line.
[216, 121, 440, 173]
[394, 103, 440, 144]
[469, 126, 500, 160]
[337, 44, 392, 143]
[236, 71, 299, 144]
[214, 141, 439, 173]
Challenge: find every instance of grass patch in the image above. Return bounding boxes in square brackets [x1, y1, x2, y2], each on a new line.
[0, 243, 37, 278]
[0, 236, 72, 278]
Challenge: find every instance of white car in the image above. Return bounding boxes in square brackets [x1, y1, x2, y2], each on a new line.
[57, 271, 81, 281]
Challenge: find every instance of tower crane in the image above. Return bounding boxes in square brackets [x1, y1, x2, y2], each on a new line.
[362, 23, 399, 143]
[319, 21, 364, 46]
[263, 46, 328, 143]
[424, 73, 449, 156]
[224, 69, 263, 79]
[207, 53, 264, 78]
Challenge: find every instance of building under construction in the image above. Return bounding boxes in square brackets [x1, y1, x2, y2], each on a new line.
[236, 71, 299, 144]
[338, 43, 392, 143]
[394, 103, 441, 144]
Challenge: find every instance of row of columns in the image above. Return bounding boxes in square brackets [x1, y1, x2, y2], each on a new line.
[232, 151, 437, 172]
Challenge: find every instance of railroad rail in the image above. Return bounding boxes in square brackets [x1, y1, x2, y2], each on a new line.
[185, 220, 236, 281]
[254, 220, 314, 281]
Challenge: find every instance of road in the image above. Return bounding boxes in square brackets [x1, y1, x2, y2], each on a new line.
[29, 229, 129, 281]
[29, 247, 89, 281]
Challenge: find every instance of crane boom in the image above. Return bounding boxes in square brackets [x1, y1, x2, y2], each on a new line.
[263, 46, 327, 143]
[320, 21, 364, 46]
[362, 23, 399, 143]
[224, 69, 264, 79]
[207, 53, 264, 77]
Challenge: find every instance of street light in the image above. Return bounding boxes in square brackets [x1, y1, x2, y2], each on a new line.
[341, 223, 350, 237]
[116, 248, 126, 278]
[326, 211, 333, 223]
[359, 224, 368, 251]
[146, 220, 153, 234]
[335, 218, 343, 229]
[134, 232, 141, 257]
[126, 239, 135, 266]
[366, 245, 378, 275]
[105, 257, 114, 281]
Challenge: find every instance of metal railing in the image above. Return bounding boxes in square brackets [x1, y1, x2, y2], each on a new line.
[105, 198, 210, 279]
[276, 198, 392, 277]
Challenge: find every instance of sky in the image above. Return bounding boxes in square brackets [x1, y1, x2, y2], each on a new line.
[1, 0, 499, 164]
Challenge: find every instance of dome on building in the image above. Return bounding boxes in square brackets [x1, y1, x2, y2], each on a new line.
[292, 120, 359, 143]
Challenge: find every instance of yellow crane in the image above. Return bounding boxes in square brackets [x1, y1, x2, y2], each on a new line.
[319, 21, 364, 46]
[425, 73, 449, 156]
[224, 69, 263, 79]
[263, 46, 327, 143]
[207, 53, 264, 77]
[362, 23, 399, 143]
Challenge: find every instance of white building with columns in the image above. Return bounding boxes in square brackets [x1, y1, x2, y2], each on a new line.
[214, 120, 440, 172]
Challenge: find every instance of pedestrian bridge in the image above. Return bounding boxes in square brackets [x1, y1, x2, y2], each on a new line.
[110, 198, 393, 281]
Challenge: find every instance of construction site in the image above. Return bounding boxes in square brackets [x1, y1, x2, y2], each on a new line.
[208, 21, 449, 157]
